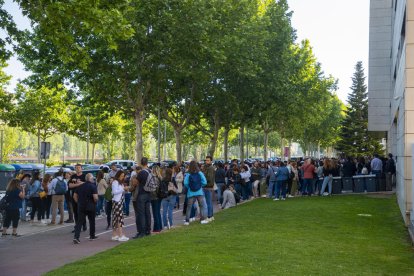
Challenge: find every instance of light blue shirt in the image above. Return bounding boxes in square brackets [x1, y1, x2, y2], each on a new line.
[370, 158, 383, 171]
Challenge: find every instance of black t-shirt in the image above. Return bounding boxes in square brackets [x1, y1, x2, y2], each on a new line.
[69, 173, 86, 195]
[137, 169, 150, 194]
[74, 181, 97, 209]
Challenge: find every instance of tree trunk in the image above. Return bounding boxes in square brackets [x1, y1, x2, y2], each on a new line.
[92, 143, 96, 163]
[134, 109, 144, 165]
[281, 135, 285, 160]
[37, 128, 41, 163]
[223, 127, 229, 162]
[173, 127, 183, 164]
[239, 126, 245, 161]
[263, 131, 269, 162]
[208, 114, 220, 159]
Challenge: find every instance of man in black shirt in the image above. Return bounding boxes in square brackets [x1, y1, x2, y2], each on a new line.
[73, 173, 98, 244]
[133, 157, 152, 239]
[69, 164, 86, 232]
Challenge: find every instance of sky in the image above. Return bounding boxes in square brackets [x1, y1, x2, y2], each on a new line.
[2, 0, 370, 104]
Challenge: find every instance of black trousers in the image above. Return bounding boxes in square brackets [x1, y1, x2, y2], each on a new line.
[74, 208, 95, 239]
[137, 193, 151, 235]
[72, 197, 86, 229]
[105, 200, 112, 227]
[133, 200, 139, 233]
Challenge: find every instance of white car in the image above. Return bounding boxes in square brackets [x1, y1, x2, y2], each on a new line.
[107, 160, 136, 170]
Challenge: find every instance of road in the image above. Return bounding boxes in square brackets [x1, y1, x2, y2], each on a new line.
[0, 199, 223, 275]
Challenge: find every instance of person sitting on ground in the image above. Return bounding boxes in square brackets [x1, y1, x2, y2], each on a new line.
[221, 185, 236, 209]
[2, 179, 25, 237]
[73, 173, 98, 244]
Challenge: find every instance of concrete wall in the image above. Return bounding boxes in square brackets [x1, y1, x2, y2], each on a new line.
[369, 0, 413, 226]
[368, 0, 393, 132]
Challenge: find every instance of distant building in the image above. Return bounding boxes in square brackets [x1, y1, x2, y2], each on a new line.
[368, 0, 413, 235]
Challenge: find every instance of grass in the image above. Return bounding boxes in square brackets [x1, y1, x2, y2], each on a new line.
[46, 195, 414, 275]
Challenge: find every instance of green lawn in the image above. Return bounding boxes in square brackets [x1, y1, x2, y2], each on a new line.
[47, 195, 414, 275]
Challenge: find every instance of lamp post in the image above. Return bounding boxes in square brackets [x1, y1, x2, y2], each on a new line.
[86, 115, 90, 164]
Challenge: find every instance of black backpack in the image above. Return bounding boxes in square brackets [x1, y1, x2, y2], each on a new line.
[0, 193, 10, 211]
[189, 173, 202, 192]
[157, 180, 169, 199]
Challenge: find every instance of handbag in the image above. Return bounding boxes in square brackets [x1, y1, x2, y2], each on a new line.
[39, 191, 47, 199]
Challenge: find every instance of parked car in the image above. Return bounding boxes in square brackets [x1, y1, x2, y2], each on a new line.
[107, 160, 136, 170]
[44, 167, 73, 176]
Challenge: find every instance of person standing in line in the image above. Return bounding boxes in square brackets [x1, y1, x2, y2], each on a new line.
[28, 172, 43, 223]
[111, 170, 129, 242]
[266, 161, 279, 198]
[320, 159, 335, 196]
[19, 174, 31, 221]
[109, 163, 119, 179]
[174, 165, 184, 209]
[301, 158, 316, 196]
[73, 173, 98, 244]
[370, 153, 383, 189]
[133, 158, 152, 239]
[183, 161, 208, 226]
[48, 170, 68, 225]
[203, 156, 215, 221]
[250, 161, 261, 198]
[214, 162, 226, 204]
[69, 164, 86, 232]
[240, 165, 251, 201]
[385, 153, 396, 191]
[96, 171, 108, 217]
[41, 174, 52, 224]
[64, 171, 74, 223]
[161, 167, 177, 229]
[274, 162, 289, 201]
[129, 171, 140, 237]
[2, 179, 25, 237]
[150, 165, 163, 233]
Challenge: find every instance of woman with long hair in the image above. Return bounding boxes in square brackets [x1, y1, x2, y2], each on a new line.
[42, 174, 52, 223]
[151, 165, 163, 233]
[96, 171, 108, 217]
[173, 165, 184, 209]
[111, 170, 129, 242]
[28, 172, 43, 223]
[161, 167, 177, 229]
[320, 159, 335, 196]
[2, 179, 25, 237]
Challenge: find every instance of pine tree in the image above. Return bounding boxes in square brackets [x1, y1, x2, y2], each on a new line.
[336, 61, 383, 157]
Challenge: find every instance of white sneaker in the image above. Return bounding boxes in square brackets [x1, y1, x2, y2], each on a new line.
[184, 222, 190, 226]
[281, 198, 286, 201]
[208, 217, 215, 222]
[111, 236, 119, 241]
[200, 220, 209, 224]
[190, 217, 196, 222]
[273, 198, 280, 201]
[118, 236, 129, 242]
[287, 195, 294, 198]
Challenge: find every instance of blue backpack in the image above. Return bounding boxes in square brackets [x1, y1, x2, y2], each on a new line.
[54, 178, 66, 195]
[189, 173, 202, 192]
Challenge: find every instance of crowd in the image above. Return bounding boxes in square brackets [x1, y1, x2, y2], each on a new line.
[0, 153, 396, 242]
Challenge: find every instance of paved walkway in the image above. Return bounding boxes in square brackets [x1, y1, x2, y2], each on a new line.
[0, 199, 224, 275]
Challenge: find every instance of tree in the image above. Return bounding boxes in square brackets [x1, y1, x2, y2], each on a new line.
[11, 84, 70, 162]
[336, 61, 383, 157]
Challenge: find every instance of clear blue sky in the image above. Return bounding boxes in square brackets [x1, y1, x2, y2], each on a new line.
[3, 0, 370, 104]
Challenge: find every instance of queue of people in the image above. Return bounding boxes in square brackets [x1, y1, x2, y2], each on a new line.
[0, 153, 395, 241]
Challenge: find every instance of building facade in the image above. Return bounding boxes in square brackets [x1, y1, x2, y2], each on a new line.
[368, 0, 414, 233]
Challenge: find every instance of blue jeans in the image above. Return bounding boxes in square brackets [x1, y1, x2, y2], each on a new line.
[123, 193, 131, 216]
[320, 176, 333, 195]
[203, 189, 214, 218]
[235, 184, 242, 197]
[268, 181, 276, 198]
[241, 182, 250, 200]
[20, 198, 27, 221]
[185, 195, 207, 222]
[275, 180, 287, 199]
[161, 195, 176, 228]
[137, 193, 151, 235]
[96, 195, 104, 216]
[151, 198, 162, 231]
[216, 183, 225, 204]
[302, 179, 313, 195]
